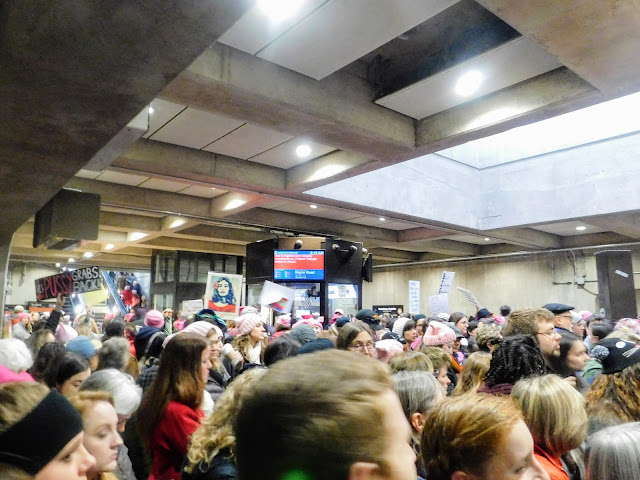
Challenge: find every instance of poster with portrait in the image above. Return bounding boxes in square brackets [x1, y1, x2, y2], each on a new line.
[204, 272, 243, 320]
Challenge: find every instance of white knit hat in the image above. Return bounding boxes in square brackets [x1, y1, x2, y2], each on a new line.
[392, 318, 409, 337]
[236, 313, 263, 336]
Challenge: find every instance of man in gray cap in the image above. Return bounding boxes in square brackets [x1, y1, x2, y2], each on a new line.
[542, 303, 574, 333]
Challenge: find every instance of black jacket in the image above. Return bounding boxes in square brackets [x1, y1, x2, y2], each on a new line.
[183, 448, 237, 480]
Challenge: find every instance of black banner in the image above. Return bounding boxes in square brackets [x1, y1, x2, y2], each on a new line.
[35, 266, 102, 300]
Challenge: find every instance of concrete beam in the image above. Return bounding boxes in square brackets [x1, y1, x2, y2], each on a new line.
[9, 248, 151, 270]
[584, 212, 640, 240]
[0, 0, 253, 242]
[368, 248, 419, 262]
[398, 227, 457, 243]
[112, 139, 286, 193]
[177, 225, 271, 245]
[413, 240, 481, 256]
[477, 0, 640, 95]
[561, 232, 636, 249]
[286, 151, 375, 192]
[99, 211, 162, 233]
[138, 237, 246, 256]
[161, 43, 415, 162]
[484, 228, 562, 249]
[210, 192, 270, 217]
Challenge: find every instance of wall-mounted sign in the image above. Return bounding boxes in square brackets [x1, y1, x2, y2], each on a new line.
[373, 305, 404, 316]
[35, 266, 102, 301]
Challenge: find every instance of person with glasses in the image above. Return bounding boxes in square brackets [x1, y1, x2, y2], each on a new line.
[337, 321, 376, 358]
[542, 303, 574, 334]
[503, 308, 562, 362]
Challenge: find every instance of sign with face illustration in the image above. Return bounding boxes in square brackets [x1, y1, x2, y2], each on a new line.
[204, 272, 243, 320]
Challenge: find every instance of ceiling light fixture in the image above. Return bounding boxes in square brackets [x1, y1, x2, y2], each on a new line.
[257, 0, 302, 23]
[169, 218, 186, 229]
[484, 237, 490, 242]
[576, 226, 587, 231]
[68, 258, 75, 263]
[295, 144, 312, 158]
[55, 263, 61, 268]
[224, 199, 247, 211]
[82, 252, 94, 259]
[105, 244, 114, 250]
[310, 204, 317, 209]
[380, 217, 385, 222]
[129, 232, 148, 241]
[455, 71, 483, 97]
[148, 105, 155, 115]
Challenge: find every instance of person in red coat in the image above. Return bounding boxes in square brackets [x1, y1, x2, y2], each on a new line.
[137, 333, 212, 480]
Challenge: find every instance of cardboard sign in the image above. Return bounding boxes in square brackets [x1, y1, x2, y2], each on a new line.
[428, 294, 450, 316]
[182, 299, 204, 317]
[35, 266, 102, 301]
[457, 286, 482, 308]
[203, 272, 243, 320]
[438, 271, 455, 294]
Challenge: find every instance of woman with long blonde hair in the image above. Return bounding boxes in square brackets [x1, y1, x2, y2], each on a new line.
[183, 368, 267, 480]
[451, 351, 491, 397]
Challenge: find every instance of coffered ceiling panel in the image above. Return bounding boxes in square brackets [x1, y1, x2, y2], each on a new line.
[149, 107, 244, 149]
[348, 216, 393, 227]
[257, 0, 460, 80]
[95, 171, 149, 186]
[177, 186, 227, 198]
[144, 99, 186, 138]
[249, 139, 335, 168]
[530, 221, 605, 237]
[376, 36, 561, 119]
[138, 178, 189, 192]
[202, 123, 293, 159]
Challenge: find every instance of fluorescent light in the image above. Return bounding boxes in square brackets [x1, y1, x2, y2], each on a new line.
[224, 199, 247, 211]
[129, 232, 148, 241]
[296, 144, 312, 158]
[310, 204, 317, 209]
[68, 258, 75, 263]
[169, 218, 186, 229]
[576, 226, 587, 231]
[148, 105, 155, 115]
[379, 217, 385, 221]
[455, 71, 483, 97]
[105, 244, 114, 250]
[82, 252, 94, 258]
[257, 0, 302, 22]
[484, 238, 491, 241]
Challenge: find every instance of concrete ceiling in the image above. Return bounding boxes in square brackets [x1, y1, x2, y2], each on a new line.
[5, 0, 640, 271]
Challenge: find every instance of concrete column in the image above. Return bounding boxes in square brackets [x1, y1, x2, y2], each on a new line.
[0, 237, 13, 338]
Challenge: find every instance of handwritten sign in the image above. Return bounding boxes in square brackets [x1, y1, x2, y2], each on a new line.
[456, 286, 482, 308]
[35, 266, 102, 301]
[428, 294, 450, 315]
[438, 271, 455, 294]
[182, 299, 204, 317]
[409, 280, 420, 315]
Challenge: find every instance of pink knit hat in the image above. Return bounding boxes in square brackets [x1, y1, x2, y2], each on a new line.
[422, 321, 456, 347]
[375, 339, 404, 363]
[236, 313, 263, 336]
[55, 324, 78, 344]
[276, 314, 291, 327]
[162, 321, 220, 348]
[144, 309, 165, 329]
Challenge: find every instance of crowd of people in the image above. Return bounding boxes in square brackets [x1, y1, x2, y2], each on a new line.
[1, 294, 639, 480]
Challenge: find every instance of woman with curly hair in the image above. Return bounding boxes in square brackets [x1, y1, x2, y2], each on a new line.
[183, 368, 267, 480]
[479, 335, 547, 396]
[451, 351, 492, 397]
[586, 337, 640, 435]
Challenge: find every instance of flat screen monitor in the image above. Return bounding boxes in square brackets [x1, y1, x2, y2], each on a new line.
[274, 250, 325, 281]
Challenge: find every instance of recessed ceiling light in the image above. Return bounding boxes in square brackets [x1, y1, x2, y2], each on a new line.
[224, 199, 247, 211]
[257, 0, 302, 22]
[82, 252, 94, 258]
[484, 238, 491, 242]
[148, 105, 155, 115]
[55, 263, 61, 268]
[129, 232, 148, 241]
[296, 144, 312, 158]
[310, 204, 317, 209]
[169, 218, 186, 229]
[210, 187, 216, 190]
[455, 71, 483, 97]
[68, 258, 75, 263]
[105, 244, 114, 250]
[576, 226, 587, 231]
[380, 217, 386, 221]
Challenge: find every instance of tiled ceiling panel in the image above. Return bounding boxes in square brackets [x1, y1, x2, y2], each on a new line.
[143, 99, 186, 138]
[376, 36, 561, 119]
[203, 123, 293, 159]
[217, 0, 328, 55]
[150, 108, 244, 149]
[530, 221, 606, 236]
[177, 186, 227, 198]
[96, 171, 149, 186]
[249, 139, 335, 168]
[138, 178, 189, 192]
[258, 0, 460, 80]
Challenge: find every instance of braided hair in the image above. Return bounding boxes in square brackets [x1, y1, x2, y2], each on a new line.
[484, 335, 547, 387]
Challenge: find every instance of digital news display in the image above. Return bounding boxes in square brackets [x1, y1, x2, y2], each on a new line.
[274, 250, 325, 281]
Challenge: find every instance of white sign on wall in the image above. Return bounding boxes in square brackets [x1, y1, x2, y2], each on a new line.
[409, 280, 420, 314]
[438, 271, 456, 294]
